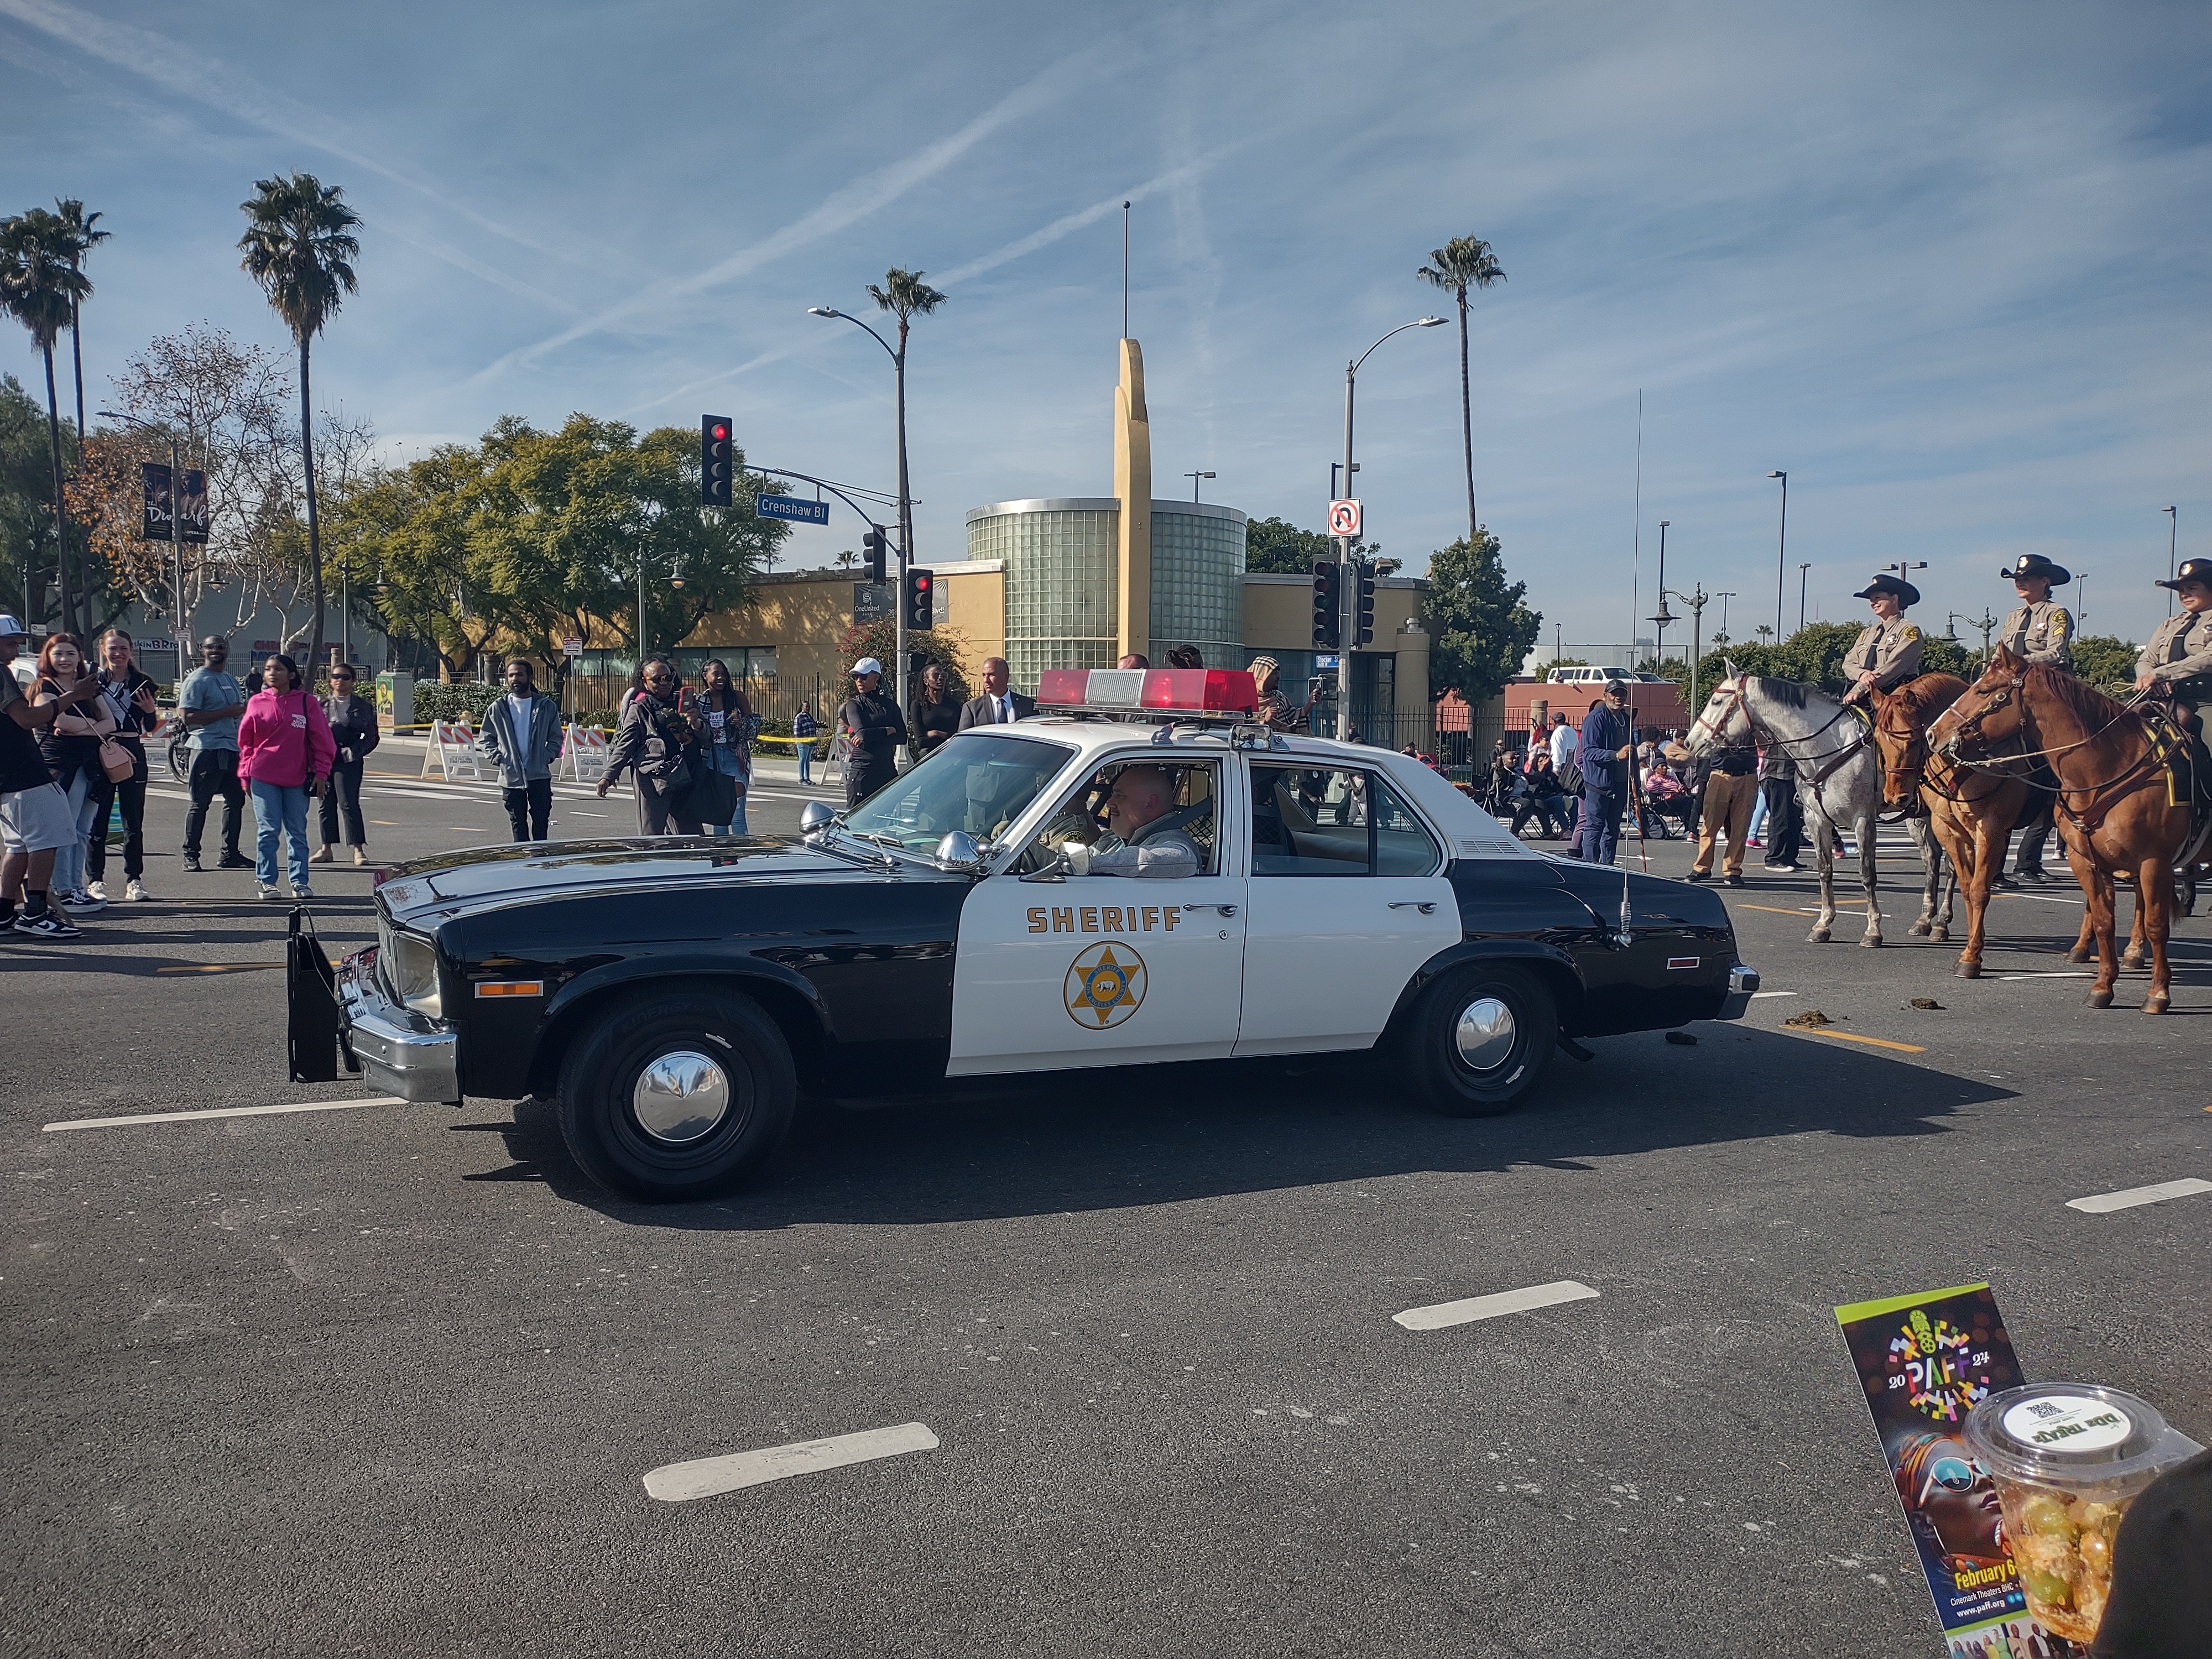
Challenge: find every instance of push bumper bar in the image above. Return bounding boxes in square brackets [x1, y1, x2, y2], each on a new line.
[340, 952, 461, 1104]
[1715, 963, 1760, 1021]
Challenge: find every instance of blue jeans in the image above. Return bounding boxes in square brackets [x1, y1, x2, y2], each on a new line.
[795, 739, 813, 785]
[1746, 786, 1769, 841]
[248, 779, 312, 889]
[1578, 787, 1624, 865]
[703, 748, 749, 835]
[54, 769, 96, 893]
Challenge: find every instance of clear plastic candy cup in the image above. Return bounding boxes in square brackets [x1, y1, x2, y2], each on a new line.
[1963, 1383, 2203, 1642]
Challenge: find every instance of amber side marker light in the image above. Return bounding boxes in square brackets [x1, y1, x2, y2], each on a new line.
[475, 981, 545, 999]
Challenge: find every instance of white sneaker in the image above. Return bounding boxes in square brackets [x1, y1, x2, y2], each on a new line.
[59, 889, 107, 914]
[257, 882, 280, 901]
[126, 879, 153, 901]
[293, 885, 315, 901]
[84, 880, 108, 902]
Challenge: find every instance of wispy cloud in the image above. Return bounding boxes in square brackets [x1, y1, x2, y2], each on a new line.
[933, 164, 1202, 288]
[467, 53, 1094, 385]
[0, 0, 602, 295]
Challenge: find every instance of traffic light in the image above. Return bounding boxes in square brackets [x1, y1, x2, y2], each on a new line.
[700, 416, 733, 507]
[1354, 560, 1377, 646]
[863, 527, 889, 585]
[904, 567, 934, 630]
[1311, 559, 1341, 650]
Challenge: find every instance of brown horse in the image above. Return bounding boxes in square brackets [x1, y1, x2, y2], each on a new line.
[1874, 673, 2032, 979]
[1937, 648, 2204, 1012]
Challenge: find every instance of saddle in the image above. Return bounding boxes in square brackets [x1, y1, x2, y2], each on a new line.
[2140, 703, 2212, 865]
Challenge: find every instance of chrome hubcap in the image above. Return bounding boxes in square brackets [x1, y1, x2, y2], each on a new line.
[1453, 997, 1516, 1071]
[632, 1050, 731, 1145]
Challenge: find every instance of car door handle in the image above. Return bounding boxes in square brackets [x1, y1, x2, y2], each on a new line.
[1181, 902, 1237, 916]
[1389, 901, 1438, 914]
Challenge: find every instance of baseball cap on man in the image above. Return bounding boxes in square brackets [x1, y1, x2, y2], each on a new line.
[0, 613, 24, 639]
[850, 656, 884, 677]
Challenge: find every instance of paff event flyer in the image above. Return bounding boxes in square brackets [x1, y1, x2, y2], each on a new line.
[1834, 1282, 2078, 1658]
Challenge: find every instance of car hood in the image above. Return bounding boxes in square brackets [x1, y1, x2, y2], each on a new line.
[373, 836, 875, 926]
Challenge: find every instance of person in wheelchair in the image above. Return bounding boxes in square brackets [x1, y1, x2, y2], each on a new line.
[1060, 764, 1206, 878]
[1640, 749, 1696, 839]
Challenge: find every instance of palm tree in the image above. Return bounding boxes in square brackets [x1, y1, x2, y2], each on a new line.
[865, 268, 946, 565]
[239, 171, 360, 677]
[51, 200, 108, 467]
[1417, 235, 1506, 545]
[0, 207, 92, 634]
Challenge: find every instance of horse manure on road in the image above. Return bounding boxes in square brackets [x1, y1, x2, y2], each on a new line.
[1785, 1009, 1838, 1029]
[1906, 998, 1945, 1010]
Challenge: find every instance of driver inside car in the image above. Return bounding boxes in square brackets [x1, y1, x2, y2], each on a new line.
[1061, 764, 1202, 879]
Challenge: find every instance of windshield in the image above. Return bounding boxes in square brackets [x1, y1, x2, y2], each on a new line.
[840, 731, 1075, 853]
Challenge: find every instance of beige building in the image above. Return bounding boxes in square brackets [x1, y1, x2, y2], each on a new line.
[658, 336, 1436, 744]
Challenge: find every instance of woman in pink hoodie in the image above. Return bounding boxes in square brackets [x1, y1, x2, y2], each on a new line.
[237, 653, 336, 901]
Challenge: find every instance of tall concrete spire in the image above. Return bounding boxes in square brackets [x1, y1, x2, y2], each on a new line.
[1113, 338, 1151, 663]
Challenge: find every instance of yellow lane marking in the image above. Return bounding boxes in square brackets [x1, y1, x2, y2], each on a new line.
[371, 819, 400, 826]
[156, 962, 282, 974]
[1739, 904, 1806, 916]
[1780, 1026, 1927, 1054]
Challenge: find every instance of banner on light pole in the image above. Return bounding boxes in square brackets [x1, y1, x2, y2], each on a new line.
[139, 462, 211, 543]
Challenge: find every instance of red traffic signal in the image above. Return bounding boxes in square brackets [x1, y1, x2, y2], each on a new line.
[700, 415, 733, 507]
[903, 567, 935, 630]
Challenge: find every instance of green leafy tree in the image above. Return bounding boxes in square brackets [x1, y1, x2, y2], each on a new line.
[1691, 624, 1971, 697]
[2069, 634, 2139, 693]
[0, 373, 64, 628]
[1425, 528, 1540, 701]
[1416, 234, 1506, 543]
[239, 171, 361, 675]
[0, 207, 92, 634]
[1244, 514, 1334, 575]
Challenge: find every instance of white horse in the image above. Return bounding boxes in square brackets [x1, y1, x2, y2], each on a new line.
[1687, 669, 1954, 947]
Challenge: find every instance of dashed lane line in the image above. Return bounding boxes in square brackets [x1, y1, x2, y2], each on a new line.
[1749, 990, 1797, 998]
[643, 1422, 939, 1503]
[155, 962, 281, 974]
[2066, 1178, 2212, 1215]
[44, 1097, 404, 1133]
[1394, 1281, 1599, 1332]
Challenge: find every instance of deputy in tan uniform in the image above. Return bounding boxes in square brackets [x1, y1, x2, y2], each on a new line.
[1994, 554, 2075, 883]
[1839, 573, 1925, 706]
[1998, 554, 2074, 666]
[2137, 557, 2212, 716]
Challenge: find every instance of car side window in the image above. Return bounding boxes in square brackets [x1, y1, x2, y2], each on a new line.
[1250, 765, 1440, 877]
[1012, 758, 1220, 875]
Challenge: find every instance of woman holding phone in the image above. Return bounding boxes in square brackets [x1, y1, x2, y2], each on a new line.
[35, 634, 116, 915]
[85, 629, 161, 901]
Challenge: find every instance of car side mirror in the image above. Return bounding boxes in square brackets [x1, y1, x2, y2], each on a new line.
[935, 831, 987, 872]
[800, 800, 837, 838]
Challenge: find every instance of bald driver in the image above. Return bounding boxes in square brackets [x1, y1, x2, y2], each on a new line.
[1061, 765, 1200, 879]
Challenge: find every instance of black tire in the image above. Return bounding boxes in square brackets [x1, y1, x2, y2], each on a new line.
[168, 736, 191, 786]
[555, 988, 796, 1202]
[1401, 964, 1559, 1118]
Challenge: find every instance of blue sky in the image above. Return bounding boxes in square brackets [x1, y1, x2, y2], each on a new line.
[6, 0, 2210, 651]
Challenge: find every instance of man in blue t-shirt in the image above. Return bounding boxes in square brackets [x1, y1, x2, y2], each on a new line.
[179, 635, 249, 872]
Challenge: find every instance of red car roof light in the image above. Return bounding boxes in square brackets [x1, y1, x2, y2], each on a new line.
[1036, 667, 1257, 720]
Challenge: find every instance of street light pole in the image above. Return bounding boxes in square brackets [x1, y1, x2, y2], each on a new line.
[2165, 506, 2178, 617]
[99, 409, 190, 687]
[1183, 469, 1214, 503]
[1653, 520, 1670, 665]
[1767, 471, 1788, 638]
[1714, 589, 1736, 644]
[1335, 317, 1446, 740]
[1797, 562, 1810, 633]
[810, 306, 916, 719]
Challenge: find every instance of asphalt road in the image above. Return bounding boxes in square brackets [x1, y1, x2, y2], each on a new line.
[6, 760, 2208, 1658]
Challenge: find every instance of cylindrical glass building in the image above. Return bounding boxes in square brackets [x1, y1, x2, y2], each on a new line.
[966, 498, 1246, 686]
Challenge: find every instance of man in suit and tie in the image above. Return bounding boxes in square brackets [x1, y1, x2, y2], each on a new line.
[957, 656, 1036, 729]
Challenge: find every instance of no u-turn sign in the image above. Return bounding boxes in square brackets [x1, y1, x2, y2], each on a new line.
[1328, 498, 1361, 538]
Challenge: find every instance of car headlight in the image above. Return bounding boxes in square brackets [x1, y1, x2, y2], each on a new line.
[378, 920, 444, 1020]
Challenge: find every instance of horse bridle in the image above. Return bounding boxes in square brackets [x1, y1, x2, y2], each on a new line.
[1693, 677, 1864, 786]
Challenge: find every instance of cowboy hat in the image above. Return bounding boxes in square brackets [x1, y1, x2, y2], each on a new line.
[1852, 573, 1921, 607]
[2000, 552, 2070, 586]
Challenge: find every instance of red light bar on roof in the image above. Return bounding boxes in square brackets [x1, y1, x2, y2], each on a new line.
[1036, 667, 1258, 717]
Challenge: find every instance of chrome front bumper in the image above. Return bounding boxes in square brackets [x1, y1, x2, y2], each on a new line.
[340, 952, 461, 1103]
[1715, 962, 1760, 1021]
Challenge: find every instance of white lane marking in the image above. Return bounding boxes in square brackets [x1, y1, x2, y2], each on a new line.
[1750, 990, 1797, 998]
[44, 1097, 404, 1133]
[1997, 971, 2098, 980]
[2066, 1178, 2212, 1215]
[643, 1422, 938, 1502]
[1995, 891, 2087, 906]
[1394, 1280, 1599, 1331]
